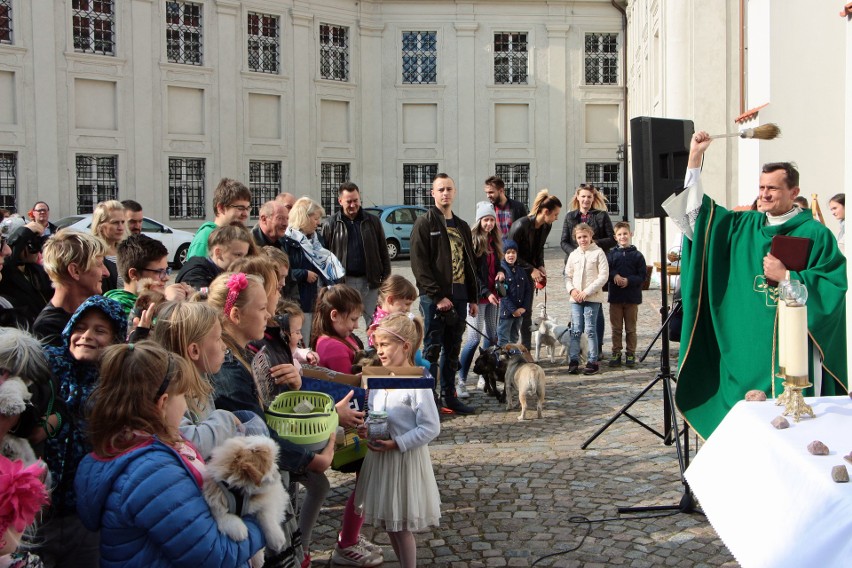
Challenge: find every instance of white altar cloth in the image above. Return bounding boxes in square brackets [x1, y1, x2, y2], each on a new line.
[684, 396, 852, 568]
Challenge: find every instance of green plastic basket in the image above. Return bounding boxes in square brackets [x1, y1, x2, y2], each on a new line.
[265, 391, 338, 452]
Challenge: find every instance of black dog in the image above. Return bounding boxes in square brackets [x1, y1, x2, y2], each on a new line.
[473, 345, 507, 403]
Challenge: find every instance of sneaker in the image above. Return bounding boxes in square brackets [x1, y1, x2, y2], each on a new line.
[456, 378, 470, 399]
[608, 353, 622, 367]
[625, 353, 636, 367]
[357, 535, 383, 558]
[443, 394, 475, 415]
[332, 541, 382, 567]
[476, 376, 486, 390]
[568, 360, 580, 375]
[583, 362, 600, 375]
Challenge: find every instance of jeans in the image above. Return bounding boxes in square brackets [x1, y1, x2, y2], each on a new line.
[420, 295, 467, 396]
[497, 316, 522, 346]
[459, 303, 498, 380]
[570, 301, 600, 363]
[345, 275, 379, 328]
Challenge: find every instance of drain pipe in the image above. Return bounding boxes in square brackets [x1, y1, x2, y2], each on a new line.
[611, 0, 628, 221]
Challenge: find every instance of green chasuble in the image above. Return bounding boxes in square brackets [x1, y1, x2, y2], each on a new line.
[676, 195, 847, 440]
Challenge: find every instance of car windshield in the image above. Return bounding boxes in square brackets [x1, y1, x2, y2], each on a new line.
[55, 216, 85, 229]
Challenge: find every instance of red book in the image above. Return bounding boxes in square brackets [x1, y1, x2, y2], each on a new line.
[768, 235, 810, 287]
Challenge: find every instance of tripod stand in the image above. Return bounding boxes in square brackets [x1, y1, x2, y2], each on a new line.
[580, 215, 696, 514]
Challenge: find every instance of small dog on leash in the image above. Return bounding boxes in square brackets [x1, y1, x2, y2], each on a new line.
[532, 303, 562, 363]
[500, 344, 546, 420]
[472, 345, 506, 403]
[203, 436, 289, 567]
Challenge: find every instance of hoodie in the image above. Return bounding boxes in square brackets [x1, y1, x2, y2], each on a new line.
[43, 295, 127, 516]
[75, 438, 264, 567]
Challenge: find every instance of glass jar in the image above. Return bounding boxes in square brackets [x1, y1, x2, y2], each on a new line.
[366, 411, 390, 441]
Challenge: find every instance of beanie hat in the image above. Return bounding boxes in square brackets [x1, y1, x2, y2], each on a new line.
[475, 201, 497, 223]
[503, 238, 518, 252]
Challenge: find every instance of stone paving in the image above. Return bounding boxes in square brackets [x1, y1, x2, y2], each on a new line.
[307, 249, 738, 567]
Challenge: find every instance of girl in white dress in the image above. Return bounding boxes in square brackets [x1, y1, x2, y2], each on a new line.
[355, 313, 441, 568]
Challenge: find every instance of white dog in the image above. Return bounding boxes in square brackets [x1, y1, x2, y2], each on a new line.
[532, 303, 562, 362]
[203, 436, 289, 567]
[0, 376, 31, 417]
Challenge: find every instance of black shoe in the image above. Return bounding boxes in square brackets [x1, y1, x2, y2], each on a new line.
[443, 394, 475, 415]
[583, 362, 600, 375]
[625, 353, 636, 367]
[568, 360, 580, 375]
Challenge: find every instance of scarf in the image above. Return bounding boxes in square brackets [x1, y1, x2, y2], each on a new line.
[285, 226, 346, 283]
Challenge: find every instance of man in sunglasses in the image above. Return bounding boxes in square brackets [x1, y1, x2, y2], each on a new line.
[185, 178, 252, 260]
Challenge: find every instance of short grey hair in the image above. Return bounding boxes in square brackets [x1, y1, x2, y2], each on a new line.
[288, 197, 325, 233]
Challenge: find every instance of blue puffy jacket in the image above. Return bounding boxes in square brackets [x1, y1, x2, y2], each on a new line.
[606, 245, 647, 305]
[75, 438, 265, 567]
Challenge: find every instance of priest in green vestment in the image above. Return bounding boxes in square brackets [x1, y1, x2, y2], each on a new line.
[663, 130, 847, 440]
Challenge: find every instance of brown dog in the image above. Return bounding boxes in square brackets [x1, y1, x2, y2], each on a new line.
[500, 344, 546, 420]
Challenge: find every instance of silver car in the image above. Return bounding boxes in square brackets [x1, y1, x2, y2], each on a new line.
[55, 214, 196, 268]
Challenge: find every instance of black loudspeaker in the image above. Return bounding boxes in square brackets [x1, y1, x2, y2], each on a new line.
[630, 117, 694, 219]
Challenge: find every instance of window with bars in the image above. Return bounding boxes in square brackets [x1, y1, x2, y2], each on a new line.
[0, 152, 17, 212]
[76, 155, 118, 214]
[320, 162, 349, 215]
[584, 33, 618, 85]
[494, 164, 530, 207]
[166, 1, 202, 66]
[402, 31, 437, 84]
[168, 157, 205, 220]
[585, 162, 621, 215]
[319, 24, 348, 82]
[402, 164, 438, 207]
[0, 0, 12, 45]
[249, 160, 281, 215]
[494, 32, 528, 85]
[72, 0, 115, 55]
[247, 12, 279, 74]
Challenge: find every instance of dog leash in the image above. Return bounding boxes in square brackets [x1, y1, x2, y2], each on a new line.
[464, 318, 497, 345]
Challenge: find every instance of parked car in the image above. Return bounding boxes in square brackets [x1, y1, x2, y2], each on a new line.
[55, 214, 196, 268]
[362, 205, 428, 260]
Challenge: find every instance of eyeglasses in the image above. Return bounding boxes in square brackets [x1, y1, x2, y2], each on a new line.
[33, 209, 49, 213]
[229, 204, 252, 213]
[579, 183, 596, 190]
[140, 267, 172, 279]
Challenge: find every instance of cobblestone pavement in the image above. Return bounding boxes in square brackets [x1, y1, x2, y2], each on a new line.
[307, 249, 738, 567]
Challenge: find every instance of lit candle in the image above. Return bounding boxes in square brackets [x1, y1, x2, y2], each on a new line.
[777, 300, 788, 370]
[785, 303, 809, 379]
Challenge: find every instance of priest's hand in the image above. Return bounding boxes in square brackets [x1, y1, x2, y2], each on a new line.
[763, 253, 787, 283]
[688, 131, 713, 169]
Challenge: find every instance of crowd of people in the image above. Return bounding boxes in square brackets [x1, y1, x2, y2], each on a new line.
[0, 155, 845, 567]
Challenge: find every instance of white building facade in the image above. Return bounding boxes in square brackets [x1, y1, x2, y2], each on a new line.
[0, 0, 627, 239]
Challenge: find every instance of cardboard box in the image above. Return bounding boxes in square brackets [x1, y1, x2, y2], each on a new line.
[301, 365, 361, 387]
[362, 366, 434, 391]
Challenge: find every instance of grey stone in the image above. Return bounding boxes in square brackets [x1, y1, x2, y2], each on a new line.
[832, 465, 849, 483]
[807, 440, 829, 455]
[771, 415, 790, 429]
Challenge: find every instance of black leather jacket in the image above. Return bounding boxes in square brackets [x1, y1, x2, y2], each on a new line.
[321, 209, 391, 289]
[410, 206, 480, 302]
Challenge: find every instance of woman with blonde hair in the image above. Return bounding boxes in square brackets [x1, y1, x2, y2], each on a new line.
[91, 200, 126, 292]
[282, 197, 345, 341]
[559, 184, 616, 351]
[507, 189, 562, 347]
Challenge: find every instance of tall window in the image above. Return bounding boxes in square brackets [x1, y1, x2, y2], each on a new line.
[247, 12, 279, 74]
[585, 162, 620, 215]
[166, 1, 202, 66]
[320, 162, 349, 215]
[0, 152, 16, 212]
[401, 31, 437, 84]
[72, 0, 115, 55]
[249, 160, 281, 215]
[494, 32, 528, 85]
[76, 155, 118, 214]
[319, 24, 348, 82]
[585, 33, 618, 85]
[403, 164, 438, 207]
[495, 164, 530, 207]
[168, 157, 205, 220]
[0, 0, 12, 44]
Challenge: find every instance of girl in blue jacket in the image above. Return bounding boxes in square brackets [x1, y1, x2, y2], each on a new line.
[75, 341, 266, 567]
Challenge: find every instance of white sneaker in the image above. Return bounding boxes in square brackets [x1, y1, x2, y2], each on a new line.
[476, 377, 486, 390]
[357, 535, 383, 558]
[332, 540, 382, 567]
[456, 379, 470, 398]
